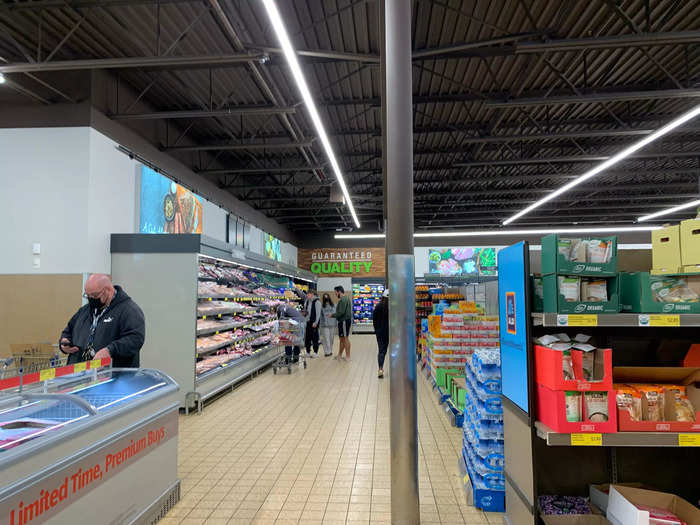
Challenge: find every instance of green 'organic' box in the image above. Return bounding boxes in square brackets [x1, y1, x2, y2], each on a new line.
[543, 274, 620, 314]
[619, 271, 700, 313]
[541, 234, 618, 276]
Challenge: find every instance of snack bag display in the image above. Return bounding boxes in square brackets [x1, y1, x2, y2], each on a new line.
[570, 239, 587, 262]
[581, 279, 608, 302]
[565, 392, 581, 422]
[584, 391, 609, 422]
[614, 384, 642, 422]
[636, 385, 664, 421]
[650, 276, 699, 303]
[587, 240, 612, 263]
[557, 238, 572, 258]
[559, 276, 581, 302]
[561, 349, 575, 380]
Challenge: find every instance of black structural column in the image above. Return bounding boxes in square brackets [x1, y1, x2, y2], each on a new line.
[384, 1, 419, 523]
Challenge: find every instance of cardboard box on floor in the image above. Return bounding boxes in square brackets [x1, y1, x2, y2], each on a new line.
[590, 483, 649, 514]
[607, 485, 700, 525]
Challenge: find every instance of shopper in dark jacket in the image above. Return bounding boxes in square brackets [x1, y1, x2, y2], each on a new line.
[302, 289, 322, 357]
[60, 274, 145, 367]
[372, 290, 389, 378]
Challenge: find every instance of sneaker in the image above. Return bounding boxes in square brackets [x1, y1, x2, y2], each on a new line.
[378, 369, 384, 378]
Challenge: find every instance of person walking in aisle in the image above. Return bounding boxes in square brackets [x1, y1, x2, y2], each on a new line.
[303, 289, 321, 357]
[320, 293, 336, 357]
[332, 285, 353, 361]
[372, 290, 389, 378]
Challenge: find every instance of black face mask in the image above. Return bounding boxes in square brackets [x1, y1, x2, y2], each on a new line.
[88, 297, 104, 311]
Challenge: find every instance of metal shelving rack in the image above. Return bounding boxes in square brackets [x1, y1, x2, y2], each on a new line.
[500, 244, 700, 525]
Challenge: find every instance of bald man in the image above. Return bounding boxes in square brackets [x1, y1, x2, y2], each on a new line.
[60, 274, 145, 367]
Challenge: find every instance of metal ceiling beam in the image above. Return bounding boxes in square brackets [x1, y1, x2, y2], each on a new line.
[199, 166, 325, 175]
[0, 54, 264, 73]
[0, 0, 202, 10]
[412, 32, 541, 59]
[487, 88, 700, 108]
[110, 106, 296, 120]
[515, 30, 700, 53]
[242, 43, 380, 63]
[164, 141, 314, 152]
[453, 151, 700, 167]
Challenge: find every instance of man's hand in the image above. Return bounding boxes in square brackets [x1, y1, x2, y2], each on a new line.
[60, 338, 80, 354]
[94, 348, 111, 360]
[313, 323, 318, 329]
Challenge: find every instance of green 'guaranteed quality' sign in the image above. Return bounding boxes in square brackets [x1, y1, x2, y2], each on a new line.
[310, 261, 372, 274]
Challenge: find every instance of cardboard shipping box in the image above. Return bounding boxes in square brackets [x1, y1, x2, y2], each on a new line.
[652, 225, 682, 274]
[680, 218, 700, 267]
[607, 485, 700, 525]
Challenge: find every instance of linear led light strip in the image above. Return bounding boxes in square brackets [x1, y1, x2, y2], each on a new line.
[637, 199, 700, 222]
[335, 225, 661, 239]
[502, 103, 700, 225]
[261, 0, 360, 228]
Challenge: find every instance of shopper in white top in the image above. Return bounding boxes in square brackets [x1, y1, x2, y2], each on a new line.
[303, 289, 322, 357]
[320, 293, 336, 357]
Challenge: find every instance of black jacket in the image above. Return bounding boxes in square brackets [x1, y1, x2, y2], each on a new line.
[372, 299, 389, 342]
[60, 286, 145, 367]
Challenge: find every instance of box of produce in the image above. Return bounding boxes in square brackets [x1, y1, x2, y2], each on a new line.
[537, 384, 617, 434]
[680, 217, 700, 266]
[543, 274, 620, 314]
[535, 334, 612, 391]
[542, 234, 617, 276]
[607, 485, 700, 525]
[651, 225, 682, 274]
[613, 367, 700, 432]
[619, 272, 700, 314]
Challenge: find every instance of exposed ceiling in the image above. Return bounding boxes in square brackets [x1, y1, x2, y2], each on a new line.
[2, 0, 700, 236]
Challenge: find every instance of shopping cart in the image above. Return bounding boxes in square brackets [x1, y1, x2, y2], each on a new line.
[272, 319, 307, 375]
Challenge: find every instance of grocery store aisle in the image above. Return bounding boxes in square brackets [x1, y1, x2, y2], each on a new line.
[162, 336, 503, 525]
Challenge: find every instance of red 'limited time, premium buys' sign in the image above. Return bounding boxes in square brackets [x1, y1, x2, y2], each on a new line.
[1, 412, 176, 525]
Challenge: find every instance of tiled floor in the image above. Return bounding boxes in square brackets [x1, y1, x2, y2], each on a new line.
[161, 335, 504, 525]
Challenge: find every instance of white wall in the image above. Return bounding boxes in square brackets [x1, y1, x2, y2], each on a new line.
[249, 224, 263, 255]
[87, 128, 137, 273]
[317, 277, 351, 295]
[281, 241, 298, 266]
[0, 127, 91, 274]
[201, 199, 227, 242]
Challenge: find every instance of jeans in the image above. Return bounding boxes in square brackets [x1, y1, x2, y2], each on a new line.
[285, 346, 300, 363]
[320, 325, 335, 355]
[377, 336, 388, 369]
[305, 321, 320, 354]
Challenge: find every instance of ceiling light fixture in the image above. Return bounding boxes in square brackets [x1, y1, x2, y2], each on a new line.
[637, 199, 700, 222]
[261, 0, 360, 228]
[335, 225, 661, 240]
[502, 103, 700, 225]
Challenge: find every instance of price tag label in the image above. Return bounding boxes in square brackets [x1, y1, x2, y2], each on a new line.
[215, 331, 219, 335]
[74, 362, 87, 373]
[202, 315, 207, 320]
[678, 434, 700, 446]
[208, 297, 212, 301]
[40, 368, 56, 381]
[570, 433, 602, 446]
[638, 314, 680, 327]
[89, 359, 102, 370]
[217, 314, 222, 319]
[557, 314, 598, 327]
[463, 473, 469, 484]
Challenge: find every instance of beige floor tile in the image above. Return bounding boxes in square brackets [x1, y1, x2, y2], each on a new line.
[172, 336, 476, 525]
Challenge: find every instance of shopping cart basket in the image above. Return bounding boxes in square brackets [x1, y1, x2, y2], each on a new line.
[272, 319, 307, 374]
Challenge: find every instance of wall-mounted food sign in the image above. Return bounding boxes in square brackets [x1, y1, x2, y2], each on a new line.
[299, 248, 385, 277]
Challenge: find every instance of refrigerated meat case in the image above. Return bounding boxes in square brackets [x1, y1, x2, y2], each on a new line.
[0, 365, 179, 524]
[110, 234, 316, 412]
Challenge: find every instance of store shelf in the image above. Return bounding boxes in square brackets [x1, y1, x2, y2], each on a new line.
[532, 312, 700, 327]
[535, 421, 698, 447]
[196, 319, 273, 337]
[196, 329, 270, 355]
